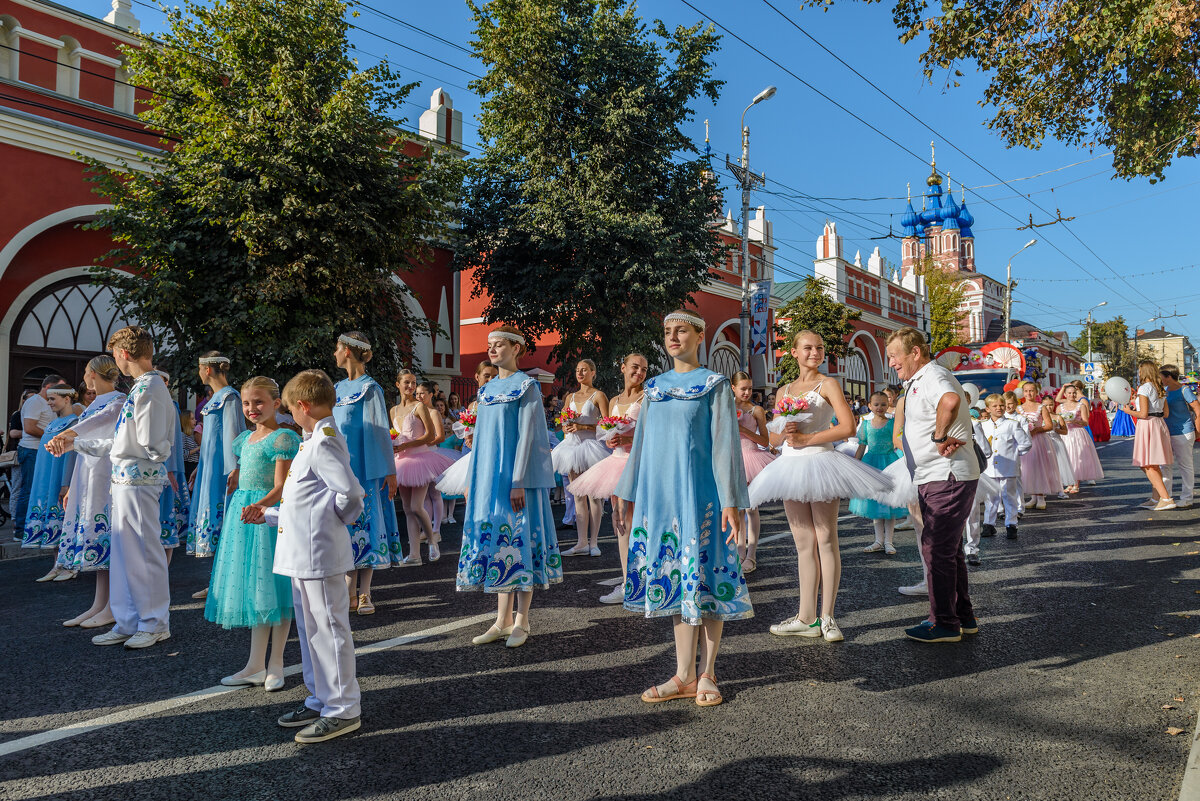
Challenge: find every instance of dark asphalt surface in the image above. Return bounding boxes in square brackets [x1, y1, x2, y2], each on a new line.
[1, 437, 1198, 800]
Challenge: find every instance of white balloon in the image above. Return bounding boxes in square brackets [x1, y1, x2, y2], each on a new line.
[961, 382, 981, 406]
[1103, 376, 1132, 406]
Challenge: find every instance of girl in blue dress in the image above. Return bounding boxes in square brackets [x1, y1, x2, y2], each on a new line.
[26, 385, 79, 581]
[615, 311, 750, 707]
[187, 352, 245, 599]
[333, 332, 399, 614]
[851, 392, 907, 554]
[206, 376, 298, 691]
[456, 326, 561, 649]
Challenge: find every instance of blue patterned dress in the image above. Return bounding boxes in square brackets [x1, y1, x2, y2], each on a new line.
[21, 413, 79, 549]
[614, 368, 752, 625]
[456, 372, 561, 593]
[187, 386, 245, 556]
[849, 417, 908, 520]
[56, 391, 125, 571]
[159, 401, 190, 548]
[204, 428, 299, 628]
[334, 375, 400, 568]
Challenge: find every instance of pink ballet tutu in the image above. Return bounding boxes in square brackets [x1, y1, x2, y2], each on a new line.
[1063, 425, 1104, 481]
[568, 452, 628, 499]
[395, 446, 458, 487]
[1019, 434, 1062, 496]
[1132, 417, 1173, 468]
[740, 440, 776, 484]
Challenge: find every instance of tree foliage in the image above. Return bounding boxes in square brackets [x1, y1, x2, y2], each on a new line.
[456, 0, 725, 387]
[803, 0, 1200, 179]
[774, 276, 861, 383]
[1071, 315, 1142, 383]
[918, 259, 968, 353]
[84, 0, 462, 394]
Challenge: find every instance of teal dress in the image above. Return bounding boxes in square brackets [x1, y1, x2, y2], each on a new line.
[21, 414, 78, 549]
[849, 417, 907, 520]
[204, 429, 299, 629]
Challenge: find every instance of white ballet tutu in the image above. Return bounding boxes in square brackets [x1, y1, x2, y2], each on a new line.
[395, 446, 458, 487]
[748, 445, 894, 507]
[436, 452, 473, 496]
[740, 440, 777, 484]
[834, 438, 860, 458]
[551, 435, 611, 476]
[882, 457, 1000, 508]
[568, 452, 628, 499]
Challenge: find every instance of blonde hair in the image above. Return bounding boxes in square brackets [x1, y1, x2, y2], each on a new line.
[577, 358, 597, 372]
[732, 370, 752, 386]
[339, 331, 372, 363]
[622, 352, 648, 366]
[790, 329, 824, 350]
[665, 309, 705, 332]
[475, 360, 496, 377]
[86, 354, 121, 385]
[241, 375, 280, 400]
[984, 393, 1004, 406]
[1002, 390, 1018, 403]
[180, 410, 195, 436]
[107, 325, 154, 359]
[1138, 360, 1165, 395]
[282, 369, 336, 409]
[886, 327, 929, 359]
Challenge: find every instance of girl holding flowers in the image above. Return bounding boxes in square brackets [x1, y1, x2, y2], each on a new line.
[552, 360, 610, 557]
[732, 371, 774, 574]
[1054, 382, 1104, 490]
[390, 371, 456, 568]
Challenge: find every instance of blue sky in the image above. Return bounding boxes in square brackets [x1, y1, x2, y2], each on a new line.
[71, 0, 1200, 346]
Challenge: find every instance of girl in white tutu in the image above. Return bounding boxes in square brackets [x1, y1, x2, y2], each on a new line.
[733, 371, 774, 573]
[391, 370, 457, 565]
[436, 360, 498, 499]
[750, 331, 893, 642]
[417, 381, 455, 551]
[568, 353, 648, 603]
[553, 360, 610, 557]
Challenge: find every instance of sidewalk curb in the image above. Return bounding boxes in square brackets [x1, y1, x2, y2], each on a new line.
[1181, 703, 1200, 801]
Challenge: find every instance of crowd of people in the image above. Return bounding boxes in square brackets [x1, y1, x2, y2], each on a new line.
[3, 315, 1196, 743]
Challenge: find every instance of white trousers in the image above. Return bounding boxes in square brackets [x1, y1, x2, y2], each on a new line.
[110, 483, 170, 635]
[294, 576, 360, 720]
[962, 487, 984, 555]
[1164, 432, 1196, 504]
[984, 476, 1021, 527]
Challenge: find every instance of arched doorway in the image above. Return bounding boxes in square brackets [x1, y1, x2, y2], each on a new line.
[7, 277, 136, 414]
[709, 343, 741, 380]
[844, 349, 869, 402]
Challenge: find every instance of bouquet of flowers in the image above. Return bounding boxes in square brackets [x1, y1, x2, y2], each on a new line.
[595, 414, 635, 444]
[766, 395, 812, 434]
[1060, 409, 1076, 424]
[451, 410, 477, 439]
[555, 408, 580, 429]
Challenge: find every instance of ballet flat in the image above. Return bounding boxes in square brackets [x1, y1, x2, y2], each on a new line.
[505, 626, 529, 648]
[220, 670, 266, 687]
[191, 588, 208, 600]
[36, 567, 63, 583]
[264, 674, 285, 692]
[80, 614, 115, 629]
[53, 570, 78, 582]
[472, 624, 513, 645]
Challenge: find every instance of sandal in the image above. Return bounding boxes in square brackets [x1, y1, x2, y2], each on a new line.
[349, 593, 359, 613]
[640, 675, 698, 704]
[742, 558, 757, 575]
[695, 672, 723, 707]
[357, 594, 374, 615]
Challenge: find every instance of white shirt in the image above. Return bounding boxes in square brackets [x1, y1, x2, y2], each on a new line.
[19, 393, 53, 450]
[903, 361, 980, 486]
[980, 416, 1033, 478]
[73, 371, 176, 484]
[1137, 382, 1166, 414]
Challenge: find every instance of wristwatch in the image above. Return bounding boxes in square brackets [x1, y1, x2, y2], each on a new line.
[930, 433, 949, 443]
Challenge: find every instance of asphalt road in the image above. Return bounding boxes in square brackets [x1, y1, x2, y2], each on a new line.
[1, 437, 1197, 801]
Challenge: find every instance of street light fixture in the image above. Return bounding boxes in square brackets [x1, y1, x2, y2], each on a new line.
[731, 85, 777, 376]
[1085, 300, 1107, 399]
[1002, 238, 1037, 343]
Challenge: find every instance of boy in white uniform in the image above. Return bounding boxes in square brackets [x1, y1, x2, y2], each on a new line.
[49, 326, 176, 649]
[246, 369, 364, 744]
[981, 393, 1033, 540]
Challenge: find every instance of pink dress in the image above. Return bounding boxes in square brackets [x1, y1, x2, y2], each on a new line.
[567, 397, 641, 499]
[1060, 402, 1104, 482]
[1019, 408, 1063, 495]
[1131, 383, 1174, 468]
[738, 408, 776, 484]
[393, 407, 458, 487]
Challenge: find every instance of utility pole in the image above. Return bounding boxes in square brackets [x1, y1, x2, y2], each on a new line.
[1003, 239, 1037, 343]
[1084, 301, 1107, 400]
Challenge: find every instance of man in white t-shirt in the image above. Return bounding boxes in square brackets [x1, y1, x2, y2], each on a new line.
[886, 328, 979, 644]
[13, 374, 65, 536]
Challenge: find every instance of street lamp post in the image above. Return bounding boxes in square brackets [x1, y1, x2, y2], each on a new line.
[728, 85, 776, 375]
[1003, 238, 1038, 343]
[1085, 300, 1107, 400]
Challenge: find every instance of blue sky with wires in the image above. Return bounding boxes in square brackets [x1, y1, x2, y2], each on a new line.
[74, 0, 1200, 345]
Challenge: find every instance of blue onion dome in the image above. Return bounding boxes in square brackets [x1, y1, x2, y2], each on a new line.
[901, 201, 920, 236]
[941, 192, 960, 230]
[920, 189, 943, 225]
[958, 196, 975, 236]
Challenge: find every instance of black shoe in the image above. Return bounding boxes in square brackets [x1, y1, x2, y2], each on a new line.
[278, 704, 321, 728]
[905, 621, 962, 643]
[980, 524, 996, 538]
[967, 552, 981, 566]
[1006, 525, 1018, 539]
[295, 715, 361, 743]
[960, 616, 979, 635]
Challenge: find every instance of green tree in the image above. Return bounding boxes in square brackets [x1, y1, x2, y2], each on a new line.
[456, 0, 725, 387]
[1071, 315, 1141, 383]
[84, 0, 462, 394]
[801, 0, 1200, 179]
[774, 276, 860, 383]
[919, 259, 968, 352]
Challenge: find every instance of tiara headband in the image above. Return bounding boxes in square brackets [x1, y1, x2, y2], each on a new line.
[199, 356, 229, 365]
[664, 311, 705, 330]
[47, 387, 75, 396]
[339, 334, 372, 351]
[488, 330, 526, 346]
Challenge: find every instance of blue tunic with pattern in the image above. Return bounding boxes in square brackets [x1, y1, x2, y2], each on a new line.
[614, 368, 752, 625]
[334, 375, 400, 568]
[21, 413, 78, 549]
[187, 386, 245, 556]
[159, 400, 190, 548]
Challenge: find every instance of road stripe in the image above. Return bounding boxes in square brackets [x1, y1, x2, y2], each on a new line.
[0, 612, 494, 759]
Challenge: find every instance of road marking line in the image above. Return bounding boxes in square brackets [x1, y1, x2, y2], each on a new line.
[0, 612, 494, 759]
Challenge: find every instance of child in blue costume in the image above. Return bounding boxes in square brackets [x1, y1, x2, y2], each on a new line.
[457, 326, 561, 650]
[332, 332, 399, 613]
[206, 376, 299, 692]
[851, 392, 908, 555]
[26, 386, 79, 581]
[615, 311, 750, 708]
[159, 395, 190, 561]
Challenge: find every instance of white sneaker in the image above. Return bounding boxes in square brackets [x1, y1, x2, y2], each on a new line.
[820, 616, 844, 642]
[124, 630, 170, 649]
[769, 616, 822, 637]
[898, 581, 927, 596]
[92, 629, 131, 646]
[1154, 499, 1178, 511]
[599, 586, 624, 604]
[444, 516, 457, 524]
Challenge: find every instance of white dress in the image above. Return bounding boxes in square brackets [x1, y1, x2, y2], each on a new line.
[748, 383, 893, 506]
[550, 392, 611, 476]
[56, 391, 126, 571]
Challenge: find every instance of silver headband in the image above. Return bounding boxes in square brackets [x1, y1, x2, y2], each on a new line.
[47, 387, 75, 396]
[664, 311, 705, 330]
[199, 356, 229, 366]
[339, 334, 371, 351]
[488, 330, 526, 346]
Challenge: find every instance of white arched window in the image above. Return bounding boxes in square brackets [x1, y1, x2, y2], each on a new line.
[844, 349, 868, 400]
[57, 35, 81, 97]
[16, 280, 137, 352]
[708, 343, 741, 380]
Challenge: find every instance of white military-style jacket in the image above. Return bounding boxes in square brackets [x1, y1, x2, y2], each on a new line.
[74, 370, 174, 485]
[266, 416, 364, 580]
[979, 416, 1033, 479]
